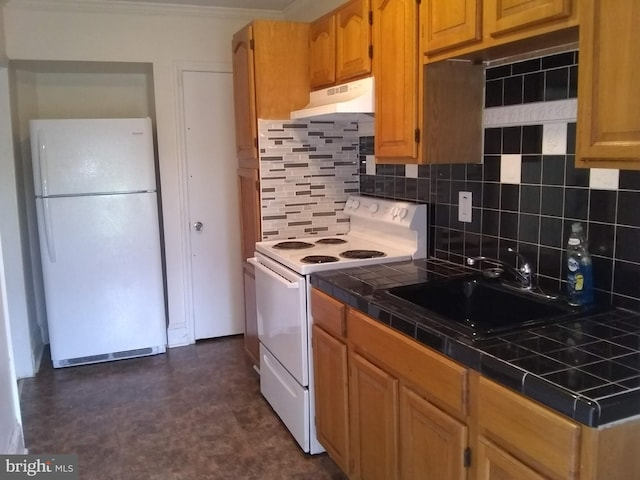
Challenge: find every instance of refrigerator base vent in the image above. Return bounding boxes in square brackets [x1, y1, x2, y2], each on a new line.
[53, 345, 166, 368]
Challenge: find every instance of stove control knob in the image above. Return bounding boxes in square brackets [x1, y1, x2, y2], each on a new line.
[369, 203, 379, 214]
[399, 208, 409, 219]
[391, 207, 399, 218]
[351, 199, 360, 209]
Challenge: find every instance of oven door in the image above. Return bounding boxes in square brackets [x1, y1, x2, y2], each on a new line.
[250, 253, 309, 387]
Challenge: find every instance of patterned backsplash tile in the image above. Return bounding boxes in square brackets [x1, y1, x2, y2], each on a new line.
[258, 119, 360, 240]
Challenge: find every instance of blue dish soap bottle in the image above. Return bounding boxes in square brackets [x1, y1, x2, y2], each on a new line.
[567, 222, 594, 306]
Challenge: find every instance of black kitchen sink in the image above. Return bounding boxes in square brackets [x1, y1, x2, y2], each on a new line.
[378, 275, 599, 337]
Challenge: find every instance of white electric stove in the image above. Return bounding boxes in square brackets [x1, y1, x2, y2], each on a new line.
[250, 195, 428, 454]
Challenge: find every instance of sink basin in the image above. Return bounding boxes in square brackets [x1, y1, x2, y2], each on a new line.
[380, 275, 579, 337]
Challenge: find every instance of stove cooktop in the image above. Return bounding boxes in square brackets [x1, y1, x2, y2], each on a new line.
[254, 195, 428, 275]
[256, 234, 413, 275]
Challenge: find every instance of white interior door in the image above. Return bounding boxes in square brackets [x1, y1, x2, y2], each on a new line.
[182, 70, 243, 340]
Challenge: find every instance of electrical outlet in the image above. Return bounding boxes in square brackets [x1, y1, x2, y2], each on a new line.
[458, 191, 472, 223]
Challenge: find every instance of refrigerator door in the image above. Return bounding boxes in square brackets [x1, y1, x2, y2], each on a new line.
[30, 118, 156, 197]
[36, 192, 166, 365]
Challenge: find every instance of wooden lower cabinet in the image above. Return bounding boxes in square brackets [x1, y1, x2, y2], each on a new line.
[399, 386, 467, 480]
[349, 351, 399, 480]
[312, 325, 350, 473]
[242, 261, 259, 366]
[311, 288, 640, 480]
[476, 437, 546, 480]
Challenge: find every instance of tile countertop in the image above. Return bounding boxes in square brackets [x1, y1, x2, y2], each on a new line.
[310, 258, 640, 427]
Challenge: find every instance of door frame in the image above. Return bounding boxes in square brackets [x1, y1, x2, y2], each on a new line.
[174, 61, 233, 345]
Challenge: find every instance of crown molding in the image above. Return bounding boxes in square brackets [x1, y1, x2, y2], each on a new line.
[4, 0, 285, 20]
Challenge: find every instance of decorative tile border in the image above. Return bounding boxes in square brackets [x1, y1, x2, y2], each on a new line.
[258, 119, 360, 240]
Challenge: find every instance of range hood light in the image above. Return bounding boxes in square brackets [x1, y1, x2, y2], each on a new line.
[290, 76, 374, 120]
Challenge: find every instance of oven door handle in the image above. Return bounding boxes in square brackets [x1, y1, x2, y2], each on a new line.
[248, 257, 300, 289]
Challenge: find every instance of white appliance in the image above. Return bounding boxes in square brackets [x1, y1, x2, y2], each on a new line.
[250, 195, 427, 453]
[30, 117, 167, 368]
[290, 76, 375, 120]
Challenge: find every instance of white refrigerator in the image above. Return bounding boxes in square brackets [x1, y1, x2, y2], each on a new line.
[30, 117, 167, 368]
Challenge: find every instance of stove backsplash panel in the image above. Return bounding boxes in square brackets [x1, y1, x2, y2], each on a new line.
[358, 50, 640, 311]
[259, 119, 360, 240]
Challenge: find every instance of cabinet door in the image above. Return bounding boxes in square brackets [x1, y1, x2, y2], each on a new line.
[309, 14, 337, 90]
[336, 0, 372, 83]
[237, 168, 261, 262]
[243, 261, 259, 366]
[372, 0, 420, 161]
[486, 0, 571, 37]
[476, 437, 546, 480]
[232, 25, 258, 164]
[399, 386, 467, 480]
[576, 0, 640, 169]
[312, 325, 350, 473]
[350, 351, 399, 480]
[423, 0, 481, 54]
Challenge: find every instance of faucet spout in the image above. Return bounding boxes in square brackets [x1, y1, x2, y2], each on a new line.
[466, 248, 534, 290]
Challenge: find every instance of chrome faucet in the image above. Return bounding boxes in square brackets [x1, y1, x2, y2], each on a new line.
[466, 248, 534, 290]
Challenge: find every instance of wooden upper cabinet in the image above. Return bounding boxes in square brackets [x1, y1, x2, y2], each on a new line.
[309, 14, 337, 89]
[336, 0, 372, 83]
[231, 21, 309, 164]
[576, 0, 640, 169]
[232, 25, 258, 164]
[309, 0, 371, 90]
[373, 0, 421, 162]
[423, 0, 578, 63]
[422, 0, 481, 54]
[485, 0, 571, 37]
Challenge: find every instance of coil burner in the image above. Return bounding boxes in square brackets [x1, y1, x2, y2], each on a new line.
[340, 250, 386, 259]
[300, 255, 340, 264]
[315, 238, 348, 245]
[273, 241, 315, 250]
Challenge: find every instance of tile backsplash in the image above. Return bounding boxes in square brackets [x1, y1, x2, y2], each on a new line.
[259, 119, 360, 240]
[359, 50, 640, 311]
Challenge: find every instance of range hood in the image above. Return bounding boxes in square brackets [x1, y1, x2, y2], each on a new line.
[290, 76, 374, 120]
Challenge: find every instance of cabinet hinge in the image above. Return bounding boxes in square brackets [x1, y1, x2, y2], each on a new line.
[368, 10, 373, 25]
[249, 38, 255, 50]
[414, 128, 421, 143]
[368, 44, 373, 59]
[463, 447, 472, 468]
[255, 180, 260, 192]
[254, 137, 258, 148]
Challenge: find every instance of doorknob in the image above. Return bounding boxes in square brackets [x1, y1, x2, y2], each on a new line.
[193, 221, 203, 231]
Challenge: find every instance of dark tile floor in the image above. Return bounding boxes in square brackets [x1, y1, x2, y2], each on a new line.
[19, 336, 346, 480]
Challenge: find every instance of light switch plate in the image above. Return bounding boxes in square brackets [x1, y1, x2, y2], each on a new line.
[458, 191, 472, 223]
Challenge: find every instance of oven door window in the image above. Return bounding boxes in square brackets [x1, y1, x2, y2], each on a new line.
[253, 256, 309, 387]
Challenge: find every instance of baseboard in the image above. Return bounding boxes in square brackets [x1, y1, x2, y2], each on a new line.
[1, 421, 25, 454]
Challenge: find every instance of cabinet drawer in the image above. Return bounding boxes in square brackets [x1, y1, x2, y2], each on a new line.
[311, 288, 346, 339]
[348, 309, 468, 418]
[477, 376, 581, 479]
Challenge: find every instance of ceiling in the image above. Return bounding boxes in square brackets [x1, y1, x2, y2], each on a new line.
[100, 0, 297, 9]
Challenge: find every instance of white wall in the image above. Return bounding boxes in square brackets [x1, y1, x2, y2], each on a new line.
[284, 0, 345, 21]
[0, 75, 25, 455]
[1, 0, 282, 359]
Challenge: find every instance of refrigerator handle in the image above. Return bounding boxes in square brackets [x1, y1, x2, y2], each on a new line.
[37, 130, 49, 197]
[41, 198, 56, 262]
